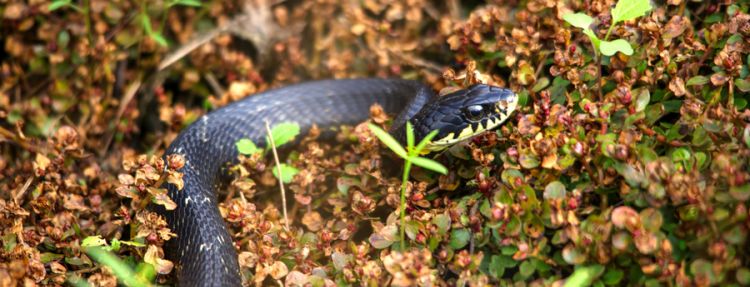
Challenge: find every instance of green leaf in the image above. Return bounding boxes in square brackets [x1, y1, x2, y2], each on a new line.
[409, 156, 447, 175]
[2, 233, 17, 252]
[119, 240, 146, 248]
[406, 122, 415, 150]
[738, 267, 750, 285]
[368, 123, 407, 158]
[140, 13, 168, 47]
[599, 39, 633, 56]
[336, 176, 360, 195]
[236, 138, 260, 155]
[149, 32, 169, 47]
[687, 76, 709, 86]
[532, 77, 550, 93]
[694, 152, 708, 169]
[85, 247, 150, 287]
[110, 238, 121, 252]
[272, 164, 299, 184]
[501, 246, 518, 256]
[519, 260, 536, 278]
[736, 97, 748, 109]
[543, 181, 567, 200]
[610, 0, 652, 24]
[703, 13, 723, 24]
[40, 252, 64, 263]
[48, 0, 72, 11]
[730, 184, 750, 201]
[489, 255, 507, 278]
[602, 268, 625, 285]
[517, 89, 530, 107]
[634, 89, 650, 112]
[140, 13, 154, 33]
[671, 148, 691, 163]
[728, 4, 740, 16]
[81, 236, 107, 248]
[735, 78, 750, 92]
[449, 228, 470, 249]
[267, 122, 300, 147]
[171, 0, 202, 7]
[564, 265, 605, 287]
[563, 13, 594, 29]
[414, 129, 439, 155]
[583, 29, 602, 50]
[432, 214, 451, 234]
[728, 34, 743, 44]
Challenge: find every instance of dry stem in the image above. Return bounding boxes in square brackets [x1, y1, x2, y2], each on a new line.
[265, 120, 290, 231]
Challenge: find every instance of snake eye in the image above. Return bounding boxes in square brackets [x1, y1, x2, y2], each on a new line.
[464, 105, 484, 121]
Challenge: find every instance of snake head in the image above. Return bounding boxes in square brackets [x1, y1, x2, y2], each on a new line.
[411, 84, 517, 153]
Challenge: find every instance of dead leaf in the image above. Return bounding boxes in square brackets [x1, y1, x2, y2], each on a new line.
[3, 3, 26, 20]
[668, 77, 686, 97]
[268, 261, 288, 280]
[144, 245, 174, 274]
[301, 212, 323, 231]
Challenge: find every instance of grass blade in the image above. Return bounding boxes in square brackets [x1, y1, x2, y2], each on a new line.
[414, 129, 439, 154]
[368, 123, 407, 158]
[409, 156, 447, 174]
[406, 122, 415, 150]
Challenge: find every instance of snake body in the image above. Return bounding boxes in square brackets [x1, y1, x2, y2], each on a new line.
[155, 78, 517, 286]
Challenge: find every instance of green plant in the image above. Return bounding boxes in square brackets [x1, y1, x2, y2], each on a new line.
[563, 0, 652, 56]
[367, 122, 447, 249]
[563, 0, 652, 97]
[67, 241, 155, 287]
[563, 264, 605, 287]
[81, 235, 145, 252]
[236, 122, 301, 183]
[48, 0, 94, 45]
[49, 0, 202, 47]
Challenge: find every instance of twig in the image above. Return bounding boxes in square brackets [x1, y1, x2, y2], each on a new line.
[388, 50, 444, 74]
[13, 177, 33, 205]
[157, 27, 224, 71]
[265, 120, 290, 231]
[204, 72, 226, 97]
[0, 126, 43, 153]
[99, 77, 142, 156]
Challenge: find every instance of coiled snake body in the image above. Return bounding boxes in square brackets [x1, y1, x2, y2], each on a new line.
[156, 78, 517, 286]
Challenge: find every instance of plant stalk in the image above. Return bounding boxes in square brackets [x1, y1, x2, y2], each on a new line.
[399, 161, 412, 251]
[604, 24, 614, 41]
[596, 52, 603, 100]
[266, 120, 290, 231]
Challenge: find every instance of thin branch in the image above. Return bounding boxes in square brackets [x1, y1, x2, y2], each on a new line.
[265, 120, 290, 231]
[204, 72, 226, 97]
[157, 27, 224, 71]
[99, 77, 142, 156]
[13, 177, 34, 205]
[0, 126, 44, 154]
[388, 50, 444, 74]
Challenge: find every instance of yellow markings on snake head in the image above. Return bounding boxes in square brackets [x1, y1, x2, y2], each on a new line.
[421, 98, 517, 153]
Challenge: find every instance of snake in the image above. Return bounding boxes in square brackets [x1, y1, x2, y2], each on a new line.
[154, 78, 518, 286]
